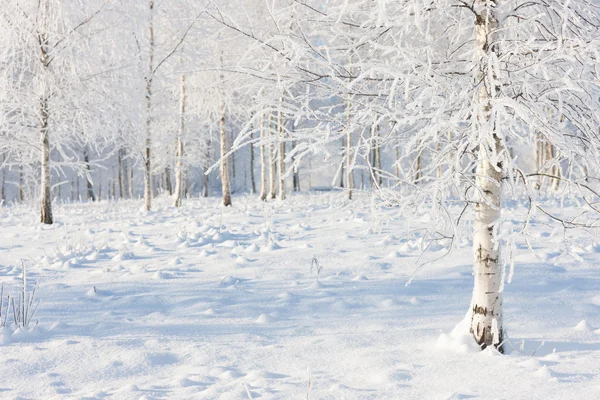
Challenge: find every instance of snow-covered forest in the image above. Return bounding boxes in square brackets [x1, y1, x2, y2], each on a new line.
[2, 0, 600, 398]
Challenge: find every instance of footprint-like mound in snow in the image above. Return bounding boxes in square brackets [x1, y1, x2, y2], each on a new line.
[153, 270, 169, 280]
[256, 314, 276, 324]
[534, 366, 556, 381]
[378, 299, 396, 308]
[220, 276, 240, 287]
[200, 249, 216, 258]
[244, 244, 260, 253]
[260, 242, 281, 252]
[86, 287, 110, 297]
[574, 319, 593, 332]
[219, 370, 243, 380]
[235, 256, 249, 265]
[352, 275, 369, 281]
[231, 245, 245, 255]
[173, 377, 202, 387]
[308, 280, 324, 289]
[410, 297, 422, 305]
[112, 251, 133, 261]
[169, 257, 182, 266]
[386, 250, 403, 258]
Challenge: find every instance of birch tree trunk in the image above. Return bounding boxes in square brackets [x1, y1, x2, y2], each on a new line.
[1, 154, 6, 204]
[292, 140, 300, 192]
[19, 165, 24, 202]
[143, 0, 155, 212]
[339, 137, 345, 188]
[259, 113, 267, 200]
[39, 0, 53, 224]
[117, 148, 124, 198]
[375, 125, 382, 187]
[220, 103, 232, 206]
[129, 168, 134, 199]
[277, 98, 286, 201]
[174, 74, 186, 207]
[250, 121, 256, 195]
[269, 114, 277, 199]
[122, 149, 130, 199]
[346, 131, 352, 199]
[469, 2, 504, 352]
[84, 146, 96, 201]
[203, 138, 210, 198]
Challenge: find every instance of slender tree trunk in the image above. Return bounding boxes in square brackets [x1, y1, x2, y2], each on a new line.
[40, 97, 52, 224]
[143, 0, 155, 211]
[339, 137, 345, 188]
[269, 113, 277, 199]
[375, 126, 382, 186]
[292, 140, 300, 192]
[174, 75, 186, 207]
[259, 113, 267, 200]
[346, 130, 352, 199]
[112, 168, 117, 200]
[117, 149, 124, 198]
[230, 129, 236, 193]
[39, 1, 52, 224]
[1, 154, 5, 204]
[83, 147, 95, 201]
[250, 119, 256, 195]
[129, 167, 134, 199]
[278, 98, 286, 201]
[469, 2, 504, 352]
[19, 165, 24, 203]
[345, 81, 352, 199]
[165, 167, 172, 195]
[220, 103, 232, 206]
[203, 137, 210, 198]
[414, 149, 422, 184]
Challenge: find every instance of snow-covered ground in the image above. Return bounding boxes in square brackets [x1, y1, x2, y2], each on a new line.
[1, 193, 599, 399]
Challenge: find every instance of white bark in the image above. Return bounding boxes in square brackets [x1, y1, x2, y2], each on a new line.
[220, 102, 232, 206]
[259, 113, 267, 201]
[268, 113, 276, 199]
[278, 98, 286, 201]
[39, 1, 52, 224]
[469, 2, 504, 352]
[143, 0, 155, 212]
[174, 74, 186, 207]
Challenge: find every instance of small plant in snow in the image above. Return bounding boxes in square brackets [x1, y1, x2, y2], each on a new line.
[242, 382, 252, 399]
[306, 367, 312, 400]
[311, 257, 323, 278]
[11, 263, 40, 329]
[0, 284, 10, 328]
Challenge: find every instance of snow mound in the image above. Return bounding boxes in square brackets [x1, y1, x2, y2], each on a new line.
[574, 319, 593, 332]
[309, 280, 324, 289]
[352, 275, 368, 281]
[244, 244, 260, 253]
[153, 270, 168, 280]
[256, 314, 276, 324]
[534, 366, 555, 380]
[410, 297, 422, 305]
[436, 314, 480, 354]
[235, 256, 248, 265]
[386, 250, 402, 258]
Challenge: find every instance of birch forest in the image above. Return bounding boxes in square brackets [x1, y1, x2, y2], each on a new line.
[2, 1, 600, 399]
